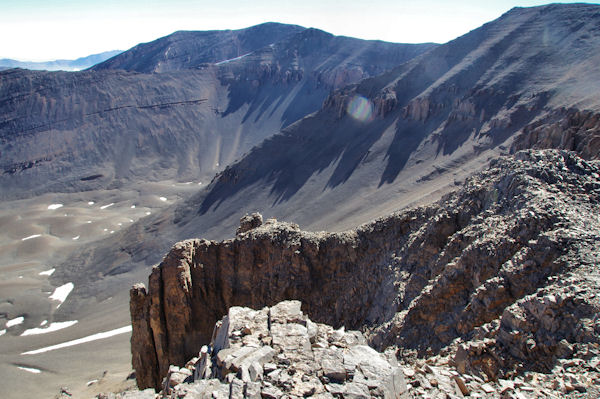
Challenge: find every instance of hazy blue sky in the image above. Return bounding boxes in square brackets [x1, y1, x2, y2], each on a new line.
[0, 0, 593, 61]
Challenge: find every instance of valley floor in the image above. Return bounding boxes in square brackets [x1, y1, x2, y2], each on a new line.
[0, 180, 203, 399]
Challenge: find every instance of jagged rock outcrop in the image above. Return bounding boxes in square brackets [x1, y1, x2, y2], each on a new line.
[129, 218, 390, 390]
[512, 108, 600, 160]
[130, 149, 600, 392]
[118, 299, 599, 399]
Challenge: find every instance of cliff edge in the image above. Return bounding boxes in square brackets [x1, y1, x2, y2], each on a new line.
[130, 149, 600, 395]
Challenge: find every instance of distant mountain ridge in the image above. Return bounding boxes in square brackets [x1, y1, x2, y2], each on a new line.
[0, 50, 122, 71]
[0, 23, 436, 199]
[92, 22, 437, 75]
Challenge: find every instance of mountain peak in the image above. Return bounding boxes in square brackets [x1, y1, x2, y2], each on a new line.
[503, 2, 600, 17]
[92, 23, 307, 73]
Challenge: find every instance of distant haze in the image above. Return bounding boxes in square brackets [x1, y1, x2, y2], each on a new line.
[0, 0, 591, 61]
[0, 50, 122, 71]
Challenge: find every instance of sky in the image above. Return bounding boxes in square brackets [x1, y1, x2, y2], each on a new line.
[0, 0, 593, 61]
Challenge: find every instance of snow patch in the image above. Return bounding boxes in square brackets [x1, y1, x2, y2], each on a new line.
[0, 329, 5, 336]
[72, 235, 80, 240]
[17, 366, 41, 374]
[40, 320, 47, 326]
[130, 205, 136, 209]
[47, 204, 63, 210]
[88, 201, 95, 205]
[21, 325, 132, 355]
[49, 283, 74, 308]
[215, 52, 252, 65]
[6, 317, 24, 328]
[159, 196, 167, 201]
[100, 203, 114, 210]
[22, 234, 41, 241]
[21, 320, 78, 336]
[145, 211, 151, 215]
[39, 268, 55, 276]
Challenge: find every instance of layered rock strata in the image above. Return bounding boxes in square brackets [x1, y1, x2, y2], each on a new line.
[131, 149, 600, 392]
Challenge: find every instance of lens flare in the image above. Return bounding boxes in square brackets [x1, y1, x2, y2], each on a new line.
[347, 95, 374, 122]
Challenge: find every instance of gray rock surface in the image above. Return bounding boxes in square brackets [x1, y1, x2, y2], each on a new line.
[111, 301, 600, 398]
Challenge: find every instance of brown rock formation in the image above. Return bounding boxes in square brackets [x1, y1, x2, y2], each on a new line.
[131, 149, 600, 390]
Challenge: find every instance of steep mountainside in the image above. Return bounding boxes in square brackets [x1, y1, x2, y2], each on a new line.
[0, 24, 434, 200]
[92, 22, 435, 75]
[193, 3, 600, 223]
[129, 149, 600, 394]
[205, 27, 437, 128]
[0, 68, 223, 198]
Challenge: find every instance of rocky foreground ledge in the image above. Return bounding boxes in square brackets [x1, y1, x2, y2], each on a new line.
[105, 300, 598, 399]
[121, 149, 600, 398]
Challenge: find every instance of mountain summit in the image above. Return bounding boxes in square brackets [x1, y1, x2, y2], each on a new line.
[92, 23, 306, 73]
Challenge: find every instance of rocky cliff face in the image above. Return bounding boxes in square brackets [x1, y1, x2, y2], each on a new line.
[130, 149, 600, 392]
[512, 108, 600, 160]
